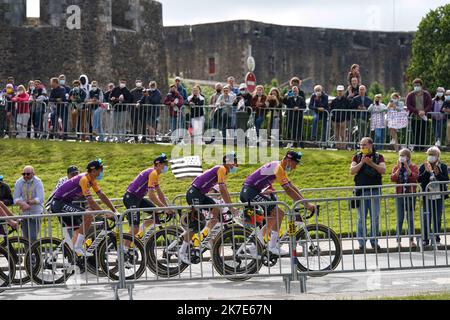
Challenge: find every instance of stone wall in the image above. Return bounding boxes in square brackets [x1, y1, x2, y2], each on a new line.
[165, 20, 414, 95]
[0, 0, 167, 90]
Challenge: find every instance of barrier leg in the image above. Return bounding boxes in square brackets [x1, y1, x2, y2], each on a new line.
[283, 275, 291, 294]
[128, 284, 134, 301]
[299, 274, 307, 293]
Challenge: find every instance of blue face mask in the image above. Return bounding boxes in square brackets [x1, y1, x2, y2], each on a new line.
[230, 166, 238, 174]
[96, 171, 104, 181]
[162, 165, 169, 174]
[60, 80, 66, 86]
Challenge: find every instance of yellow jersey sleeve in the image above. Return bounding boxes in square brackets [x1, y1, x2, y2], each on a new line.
[217, 166, 227, 184]
[79, 175, 101, 197]
[275, 164, 290, 187]
[148, 170, 160, 190]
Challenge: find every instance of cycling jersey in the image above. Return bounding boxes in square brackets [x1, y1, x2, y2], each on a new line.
[244, 161, 290, 192]
[191, 165, 227, 194]
[126, 168, 159, 199]
[53, 173, 101, 202]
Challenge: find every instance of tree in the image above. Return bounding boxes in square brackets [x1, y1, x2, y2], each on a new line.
[407, 4, 450, 94]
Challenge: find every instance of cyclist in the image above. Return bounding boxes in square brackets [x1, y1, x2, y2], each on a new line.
[50, 159, 117, 256]
[123, 154, 173, 241]
[179, 153, 239, 264]
[240, 151, 316, 256]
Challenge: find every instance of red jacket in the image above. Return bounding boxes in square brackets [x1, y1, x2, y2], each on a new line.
[12, 92, 30, 114]
[251, 95, 267, 116]
[390, 163, 419, 194]
[164, 92, 184, 117]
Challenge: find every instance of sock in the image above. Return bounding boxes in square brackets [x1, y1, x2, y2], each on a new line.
[180, 241, 189, 254]
[74, 234, 86, 250]
[257, 228, 265, 245]
[269, 231, 279, 249]
[123, 245, 129, 252]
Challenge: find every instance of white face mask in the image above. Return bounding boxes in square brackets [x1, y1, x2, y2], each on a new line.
[428, 156, 437, 163]
[437, 92, 444, 97]
[120, 83, 126, 89]
[446, 96, 450, 102]
[399, 156, 407, 163]
[136, 82, 142, 88]
[392, 99, 399, 104]
[414, 86, 422, 93]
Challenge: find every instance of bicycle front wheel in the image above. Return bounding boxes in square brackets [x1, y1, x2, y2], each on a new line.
[212, 225, 263, 281]
[0, 245, 16, 292]
[295, 224, 342, 277]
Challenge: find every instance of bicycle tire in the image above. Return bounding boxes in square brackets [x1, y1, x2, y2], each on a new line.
[3, 237, 37, 285]
[295, 224, 342, 277]
[145, 227, 188, 278]
[212, 225, 263, 281]
[0, 245, 16, 292]
[98, 233, 146, 281]
[25, 237, 74, 285]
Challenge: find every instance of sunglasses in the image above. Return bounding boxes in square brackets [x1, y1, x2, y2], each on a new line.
[22, 173, 32, 176]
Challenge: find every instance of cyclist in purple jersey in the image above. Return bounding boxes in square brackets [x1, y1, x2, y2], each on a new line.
[179, 153, 239, 265]
[240, 151, 316, 256]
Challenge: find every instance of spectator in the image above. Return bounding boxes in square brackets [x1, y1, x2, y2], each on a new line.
[227, 76, 239, 95]
[406, 78, 432, 151]
[215, 85, 234, 145]
[368, 94, 387, 150]
[351, 85, 372, 143]
[187, 85, 205, 145]
[13, 166, 45, 242]
[330, 85, 351, 150]
[48, 78, 68, 140]
[251, 85, 267, 140]
[386, 92, 406, 152]
[441, 90, 450, 146]
[12, 85, 31, 138]
[345, 77, 360, 100]
[233, 83, 252, 111]
[104, 83, 115, 103]
[0, 175, 17, 230]
[130, 79, 146, 143]
[390, 148, 419, 248]
[266, 87, 284, 144]
[110, 79, 132, 142]
[418, 147, 449, 246]
[68, 80, 88, 141]
[175, 76, 188, 101]
[6, 76, 17, 91]
[164, 84, 184, 142]
[138, 81, 162, 140]
[28, 80, 48, 139]
[88, 80, 105, 142]
[347, 64, 361, 86]
[209, 83, 223, 131]
[286, 77, 305, 99]
[431, 87, 446, 147]
[283, 85, 306, 148]
[309, 85, 329, 143]
[1, 83, 16, 138]
[79, 75, 91, 99]
[350, 137, 386, 250]
[58, 74, 71, 99]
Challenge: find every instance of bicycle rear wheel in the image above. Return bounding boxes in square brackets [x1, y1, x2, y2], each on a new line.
[3, 237, 37, 285]
[212, 225, 263, 281]
[145, 227, 188, 278]
[0, 245, 16, 292]
[25, 237, 74, 285]
[295, 224, 342, 277]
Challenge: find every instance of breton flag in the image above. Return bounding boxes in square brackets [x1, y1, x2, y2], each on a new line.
[171, 156, 203, 179]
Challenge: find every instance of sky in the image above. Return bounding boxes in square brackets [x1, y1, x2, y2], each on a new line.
[25, 0, 448, 31]
[158, 0, 449, 31]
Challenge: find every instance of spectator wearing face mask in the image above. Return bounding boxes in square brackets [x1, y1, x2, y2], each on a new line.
[345, 77, 361, 100]
[29, 79, 48, 139]
[12, 85, 31, 138]
[130, 79, 146, 143]
[186, 85, 206, 145]
[251, 85, 267, 141]
[58, 74, 71, 101]
[309, 85, 329, 143]
[110, 79, 132, 142]
[418, 147, 449, 247]
[285, 77, 305, 99]
[48, 77, 69, 140]
[431, 87, 446, 147]
[330, 85, 351, 150]
[266, 87, 284, 144]
[88, 81, 105, 142]
[1, 83, 16, 138]
[283, 85, 306, 148]
[406, 78, 432, 151]
[138, 81, 162, 141]
[386, 92, 406, 152]
[391, 148, 419, 248]
[351, 85, 372, 143]
[69, 80, 88, 140]
[440, 90, 450, 146]
[233, 83, 252, 111]
[164, 84, 184, 143]
[368, 94, 387, 150]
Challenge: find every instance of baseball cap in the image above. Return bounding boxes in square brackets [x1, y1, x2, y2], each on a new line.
[87, 159, 103, 171]
[67, 165, 79, 175]
[239, 83, 247, 90]
[337, 85, 345, 91]
[175, 76, 182, 81]
[154, 153, 169, 165]
[223, 152, 237, 164]
[285, 151, 302, 163]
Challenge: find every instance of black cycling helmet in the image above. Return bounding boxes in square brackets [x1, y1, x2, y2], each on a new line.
[154, 153, 169, 165]
[223, 152, 237, 165]
[87, 159, 103, 171]
[67, 165, 79, 175]
[285, 151, 302, 163]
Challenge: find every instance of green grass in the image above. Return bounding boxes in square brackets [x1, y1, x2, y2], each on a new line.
[379, 292, 450, 300]
[1, 139, 450, 238]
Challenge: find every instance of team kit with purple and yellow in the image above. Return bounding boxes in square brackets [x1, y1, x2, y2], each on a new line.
[51, 151, 315, 263]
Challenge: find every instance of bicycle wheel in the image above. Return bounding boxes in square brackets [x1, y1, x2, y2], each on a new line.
[145, 227, 188, 278]
[212, 225, 263, 281]
[0, 245, 16, 292]
[295, 224, 342, 277]
[3, 237, 37, 285]
[98, 233, 146, 281]
[25, 237, 74, 285]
